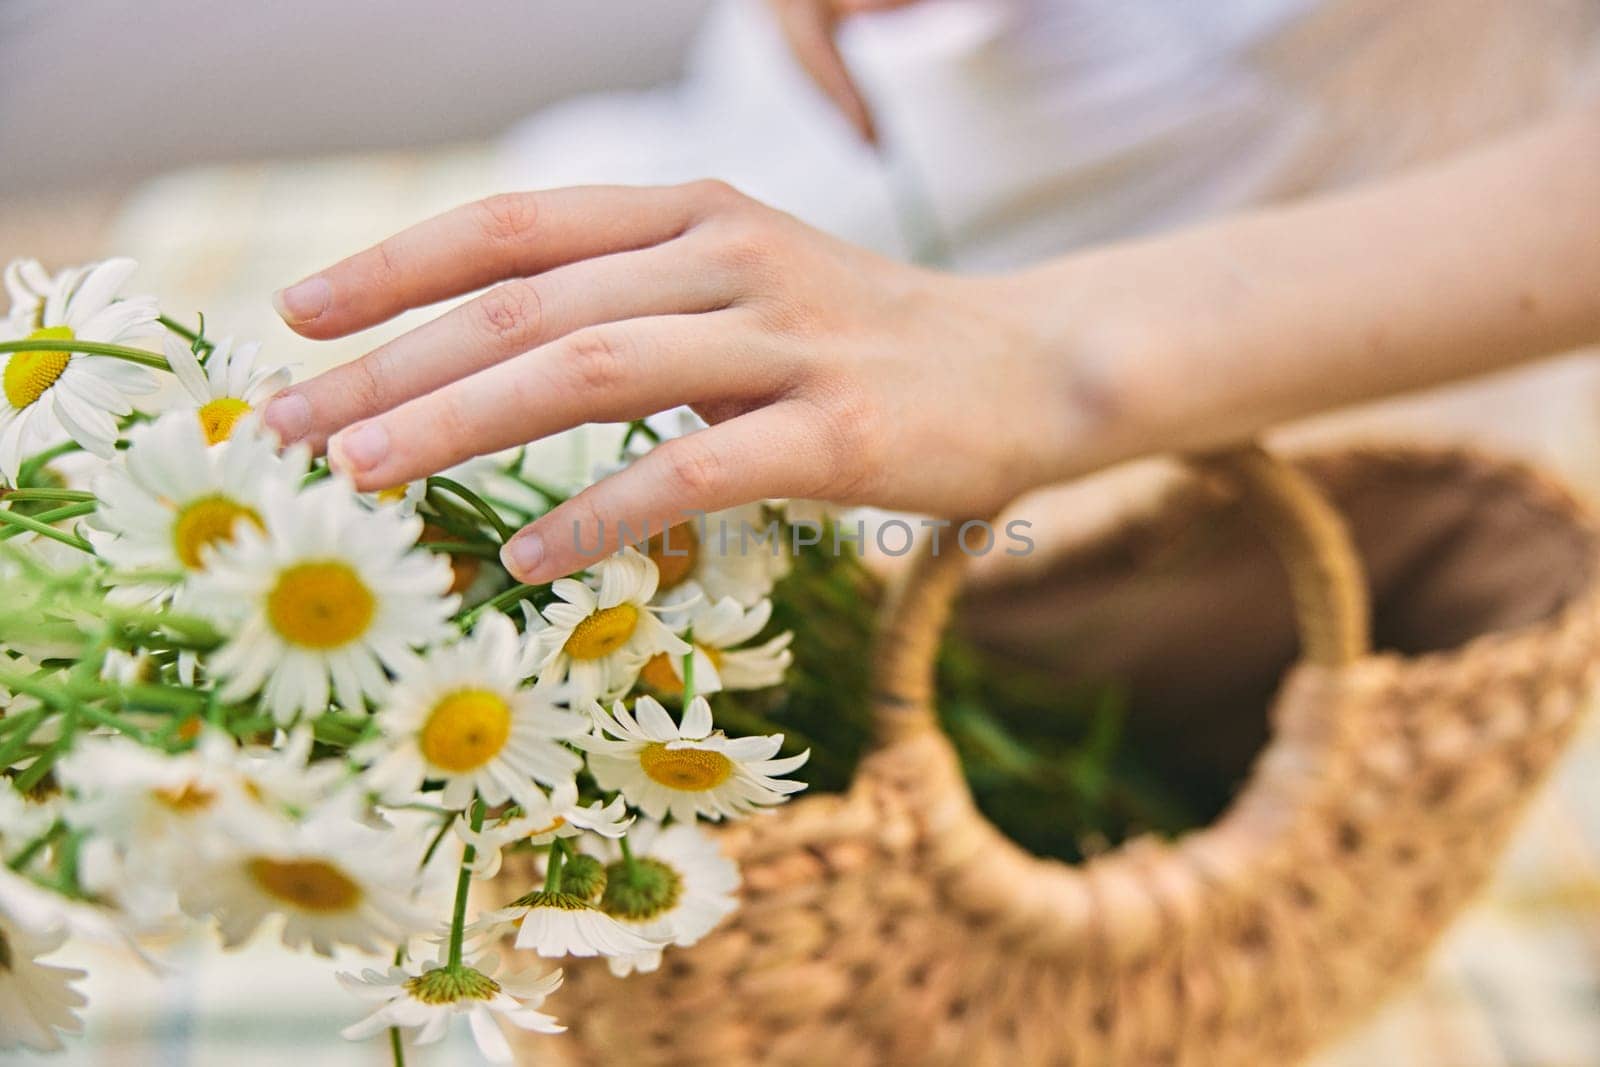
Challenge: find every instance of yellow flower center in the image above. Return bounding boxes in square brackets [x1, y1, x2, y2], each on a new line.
[639, 741, 733, 791]
[405, 966, 501, 1005]
[151, 781, 215, 812]
[197, 397, 252, 445]
[376, 485, 410, 505]
[171, 494, 263, 570]
[265, 560, 376, 649]
[3, 326, 75, 410]
[638, 646, 722, 696]
[247, 857, 362, 913]
[644, 523, 699, 592]
[419, 689, 513, 772]
[563, 604, 639, 661]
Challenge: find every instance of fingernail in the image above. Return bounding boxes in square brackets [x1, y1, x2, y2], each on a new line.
[501, 532, 545, 580]
[261, 393, 310, 443]
[272, 277, 331, 325]
[329, 422, 389, 473]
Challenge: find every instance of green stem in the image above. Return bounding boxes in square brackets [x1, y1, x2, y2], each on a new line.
[543, 842, 566, 894]
[14, 713, 76, 793]
[426, 476, 515, 543]
[618, 834, 638, 881]
[0, 339, 169, 371]
[0, 670, 208, 721]
[419, 815, 456, 869]
[5, 821, 64, 872]
[681, 628, 696, 707]
[457, 583, 538, 629]
[389, 1025, 407, 1067]
[0, 505, 95, 551]
[102, 604, 224, 650]
[446, 799, 485, 970]
[0, 488, 95, 503]
[619, 419, 662, 455]
[71, 703, 157, 745]
[0, 708, 48, 768]
[158, 314, 212, 351]
[16, 440, 83, 486]
[418, 540, 502, 560]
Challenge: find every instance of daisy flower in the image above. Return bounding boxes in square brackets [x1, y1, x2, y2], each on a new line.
[524, 549, 688, 705]
[578, 696, 808, 823]
[0, 863, 143, 1053]
[0, 917, 85, 1053]
[193, 477, 457, 722]
[340, 954, 563, 1063]
[0, 257, 160, 480]
[58, 731, 262, 920]
[362, 612, 588, 811]
[90, 410, 309, 604]
[475, 889, 660, 960]
[453, 780, 631, 880]
[163, 334, 291, 445]
[637, 595, 793, 697]
[589, 820, 739, 977]
[646, 503, 791, 610]
[0, 865, 130, 949]
[180, 800, 431, 955]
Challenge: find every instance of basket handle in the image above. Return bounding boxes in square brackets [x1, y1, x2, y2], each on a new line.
[870, 445, 1372, 743]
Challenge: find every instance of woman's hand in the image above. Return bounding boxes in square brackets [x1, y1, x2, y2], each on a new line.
[764, 0, 921, 145]
[263, 110, 1600, 585]
[262, 182, 1097, 583]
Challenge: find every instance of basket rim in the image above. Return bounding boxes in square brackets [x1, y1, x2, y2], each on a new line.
[838, 442, 1600, 958]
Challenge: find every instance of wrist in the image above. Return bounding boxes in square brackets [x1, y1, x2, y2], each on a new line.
[986, 252, 1194, 483]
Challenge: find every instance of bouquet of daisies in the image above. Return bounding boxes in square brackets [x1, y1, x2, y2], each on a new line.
[0, 258, 811, 1062]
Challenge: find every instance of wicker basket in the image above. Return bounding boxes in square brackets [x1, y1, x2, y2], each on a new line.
[510, 445, 1600, 1066]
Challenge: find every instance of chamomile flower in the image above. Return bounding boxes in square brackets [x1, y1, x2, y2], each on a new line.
[0, 918, 85, 1053]
[0, 863, 148, 1051]
[578, 696, 808, 823]
[193, 477, 457, 722]
[58, 731, 262, 922]
[339, 955, 564, 1062]
[0, 257, 160, 480]
[181, 801, 431, 955]
[475, 889, 660, 960]
[589, 820, 739, 977]
[645, 503, 791, 610]
[637, 595, 793, 697]
[363, 612, 587, 810]
[524, 549, 689, 705]
[90, 410, 309, 604]
[454, 780, 631, 880]
[163, 334, 292, 445]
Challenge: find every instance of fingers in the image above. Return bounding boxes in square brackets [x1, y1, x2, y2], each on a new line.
[263, 241, 735, 450]
[500, 402, 834, 583]
[272, 184, 719, 340]
[326, 312, 791, 491]
[771, 0, 877, 145]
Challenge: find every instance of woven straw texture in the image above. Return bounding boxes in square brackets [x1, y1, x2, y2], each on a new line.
[506, 446, 1600, 1066]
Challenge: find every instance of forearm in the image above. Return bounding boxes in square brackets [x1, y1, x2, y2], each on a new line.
[1007, 104, 1600, 474]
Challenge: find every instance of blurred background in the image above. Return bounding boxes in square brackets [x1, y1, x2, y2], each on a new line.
[4, 0, 1600, 1063]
